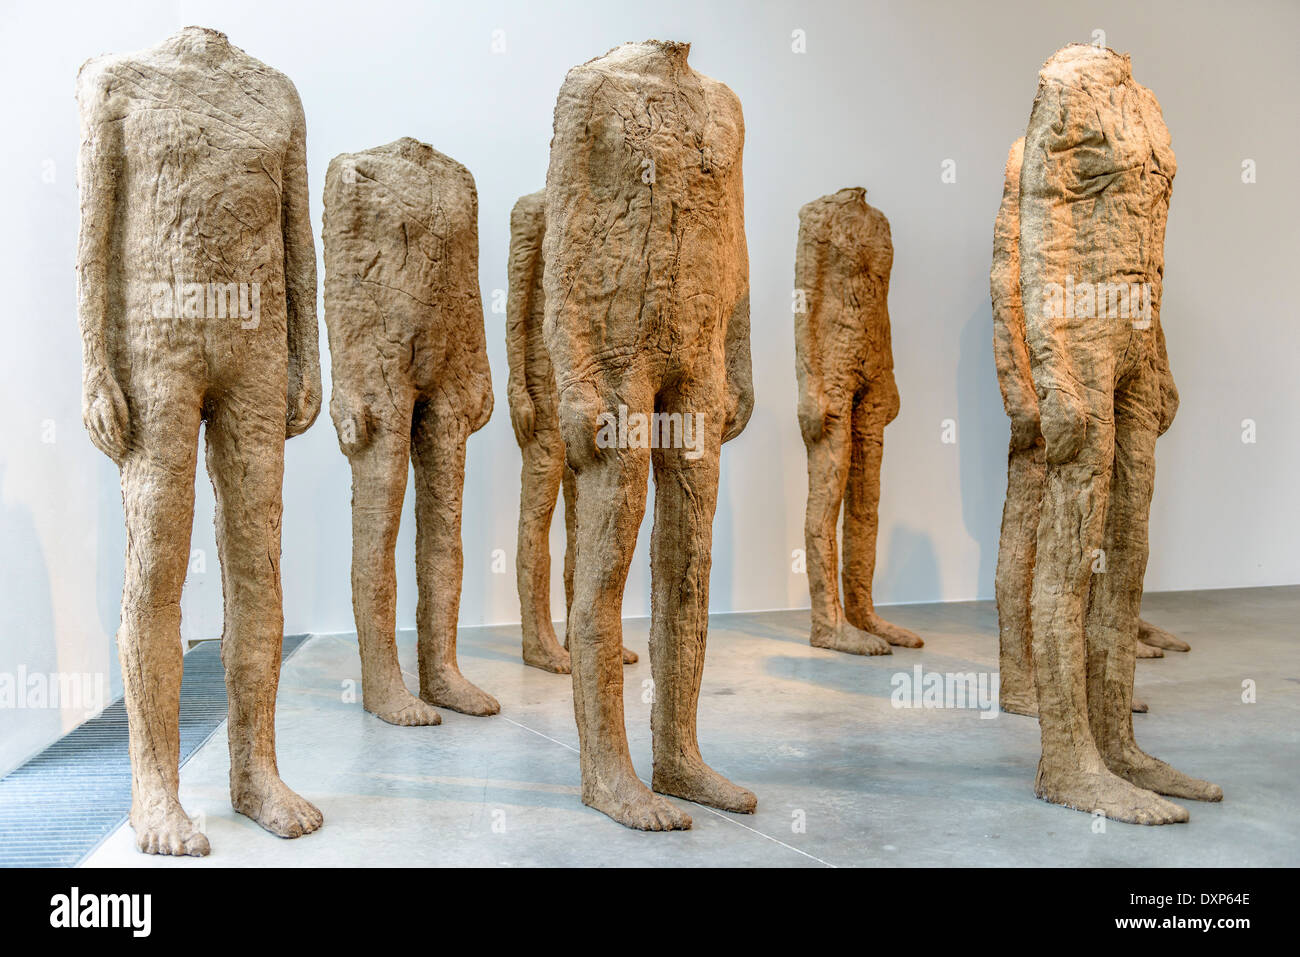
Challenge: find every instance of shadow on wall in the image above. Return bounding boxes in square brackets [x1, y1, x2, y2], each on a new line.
[874, 524, 941, 605]
[957, 303, 1008, 601]
[0, 462, 58, 774]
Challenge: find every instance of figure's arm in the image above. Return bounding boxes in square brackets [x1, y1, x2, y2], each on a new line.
[793, 212, 829, 443]
[321, 154, 374, 456]
[460, 179, 494, 435]
[282, 83, 321, 439]
[1155, 314, 1178, 435]
[543, 72, 609, 469]
[1020, 83, 1088, 464]
[876, 283, 902, 427]
[505, 198, 541, 445]
[76, 65, 130, 464]
[991, 139, 1040, 450]
[723, 153, 753, 444]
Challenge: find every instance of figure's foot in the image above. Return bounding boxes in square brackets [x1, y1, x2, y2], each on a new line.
[421, 668, 500, 716]
[130, 798, 211, 857]
[653, 755, 756, 814]
[522, 637, 571, 675]
[369, 694, 443, 726]
[1139, 619, 1190, 652]
[622, 646, 639, 665]
[1132, 697, 1149, 714]
[810, 620, 891, 656]
[1136, 641, 1164, 659]
[232, 773, 323, 839]
[1104, 746, 1223, 803]
[582, 762, 692, 831]
[1035, 761, 1189, 825]
[999, 690, 1039, 717]
[855, 612, 924, 648]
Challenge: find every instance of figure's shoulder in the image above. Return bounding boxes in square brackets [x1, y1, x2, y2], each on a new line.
[511, 189, 547, 227]
[75, 52, 132, 110]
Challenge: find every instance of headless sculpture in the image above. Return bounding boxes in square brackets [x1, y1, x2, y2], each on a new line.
[992, 140, 1187, 718]
[544, 41, 755, 830]
[795, 189, 923, 655]
[1017, 44, 1219, 823]
[322, 138, 498, 724]
[506, 190, 637, 673]
[76, 27, 323, 856]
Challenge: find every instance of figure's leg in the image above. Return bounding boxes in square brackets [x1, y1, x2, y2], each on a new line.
[805, 403, 889, 655]
[518, 426, 570, 673]
[1138, 618, 1189, 652]
[994, 442, 1045, 716]
[567, 391, 689, 831]
[842, 386, 922, 647]
[562, 462, 636, 664]
[411, 403, 499, 716]
[648, 398, 756, 813]
[1089, 370, 1221, 802]
[205, 393, 323, 838]
[1030, 404, 1188, 825]
[346, 413, 440, 726]
[119, 387, 210, 857]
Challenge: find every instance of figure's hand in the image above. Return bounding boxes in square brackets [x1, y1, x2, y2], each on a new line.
[1039, 387, 1087, 464]
[722, 376, 754, 444]
[330, 392, 371, 457]
[1157, 380, 1179, 436]
[83, 371, 130, 465]
[286, 372, 322, 439]
[508, 386, 535, 446]
[797, 384, 830, 444]
[557, 380, 603, 471]
[1008, 405, 1042, 452]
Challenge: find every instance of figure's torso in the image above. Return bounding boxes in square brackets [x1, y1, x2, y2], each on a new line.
[544, 42, 746, 376]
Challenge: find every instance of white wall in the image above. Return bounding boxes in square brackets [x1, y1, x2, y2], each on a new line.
[2, 0, 1296, 771]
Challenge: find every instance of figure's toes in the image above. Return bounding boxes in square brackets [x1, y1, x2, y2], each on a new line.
[422, 673, 501, 717]
[374, 697, 443, 727]
[810, 622, 891, 656]
[1136, 641, 1164, 658]
[522, 644, 572, 675]
[870, 617, 924, 648]
[1108, 751, 1223, 803]
[1137, 620, 1190, 652]
[132, 805, 211, 857]
[234, 777, 323, 839]
[1132, 697, 1149, 713]
[622, 646, 639, 665]
[654, 759, 756, 814]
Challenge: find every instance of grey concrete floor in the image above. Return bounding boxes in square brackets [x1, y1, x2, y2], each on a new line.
[83, 586, 1299, 867]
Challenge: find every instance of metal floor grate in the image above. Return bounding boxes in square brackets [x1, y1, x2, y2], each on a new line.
[0, 634, 310, 867]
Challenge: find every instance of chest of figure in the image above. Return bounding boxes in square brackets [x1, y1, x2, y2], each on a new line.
[123, 108, 287, 250]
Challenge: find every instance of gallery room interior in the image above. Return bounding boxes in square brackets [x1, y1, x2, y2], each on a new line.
[0, 0, 1295, 874]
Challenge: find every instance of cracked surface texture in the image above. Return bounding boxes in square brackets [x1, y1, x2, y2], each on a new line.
[1011, 43, 1219, 824]
[506, 189, 636, 674]
[542, 40, 755, 830]
[76, 26, 322, 857]
[794, 188, 922, 658]
[992, 138, 1186, 721]
[323, 137, 498, 726]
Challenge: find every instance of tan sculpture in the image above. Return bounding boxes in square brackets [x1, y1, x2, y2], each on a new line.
[506, 190, 637, 673]
[991, 140, 1186, 718]
[1015, 44, 1220, 823]
[76, 26, 323, 856]
[795, 189, 923, 656]
[322, 138, 498, 725]
[543, 41, 755, 830]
